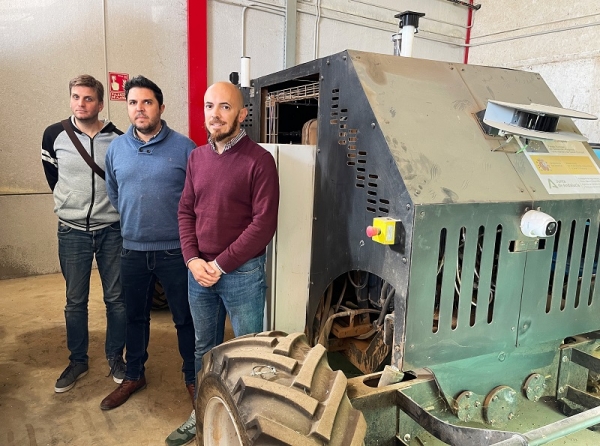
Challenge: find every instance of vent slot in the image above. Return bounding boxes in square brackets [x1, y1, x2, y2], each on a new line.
[547, 219, 600, 312]
[433, 224, 502, 331]
[575, 220, 590, 308]
[488, 226, 502, 323]
[590, 225, 600, 306]
[433, 228, 447, 333]
[547, 221, 562, 313]
[241, 103, 254, 129]
[561, 221, 577, 311]
[470, 226, 486, 326]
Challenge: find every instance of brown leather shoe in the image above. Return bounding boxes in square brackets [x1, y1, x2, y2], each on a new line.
[186, 383, 195, 407]
[100, 377, 147, 410]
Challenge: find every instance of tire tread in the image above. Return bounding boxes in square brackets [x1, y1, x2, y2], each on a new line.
[198, 332, 366, 446]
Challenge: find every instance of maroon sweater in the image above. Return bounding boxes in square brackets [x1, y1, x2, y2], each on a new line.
[178, 136, 279, 273]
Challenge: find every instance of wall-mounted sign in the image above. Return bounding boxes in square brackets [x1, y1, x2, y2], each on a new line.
[108, 72, 129, 101]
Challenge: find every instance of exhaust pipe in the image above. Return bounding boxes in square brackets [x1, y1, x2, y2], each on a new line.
[392, 11, 425, 57]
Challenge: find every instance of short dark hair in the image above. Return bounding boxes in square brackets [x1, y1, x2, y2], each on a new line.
[69, 75, 104, 102]
[124, 75, 164, 106]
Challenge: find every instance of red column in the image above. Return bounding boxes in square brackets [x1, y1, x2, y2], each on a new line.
[188, 0, 208, 145]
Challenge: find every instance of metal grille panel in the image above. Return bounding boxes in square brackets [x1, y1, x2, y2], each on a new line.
[518, 200, 600, 346]
[405, 202, 527, 369]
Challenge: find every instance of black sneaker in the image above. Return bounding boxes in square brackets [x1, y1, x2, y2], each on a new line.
[54, 362, 88, 393]
[108, 357, 126, 384]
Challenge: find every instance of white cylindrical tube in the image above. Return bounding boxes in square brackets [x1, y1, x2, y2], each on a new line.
[400, 25, 415, 57]
[240, 57, 251, 88]
[392, 33, 401, 56]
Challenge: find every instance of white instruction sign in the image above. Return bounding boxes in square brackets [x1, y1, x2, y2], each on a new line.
[525, 140, 600, 194]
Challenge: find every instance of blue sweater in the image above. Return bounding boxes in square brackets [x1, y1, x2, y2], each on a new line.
[105, 121, 196, 251]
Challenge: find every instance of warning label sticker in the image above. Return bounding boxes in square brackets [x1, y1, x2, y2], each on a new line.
[525, 140, 600, 194]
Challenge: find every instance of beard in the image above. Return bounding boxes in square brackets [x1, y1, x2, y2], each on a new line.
[134, 116, 161, 135]
[206, 113, 240, 142]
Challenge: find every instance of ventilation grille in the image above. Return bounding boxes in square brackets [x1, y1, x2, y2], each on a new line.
[241, 103, 253, 130]
[331, 88, 389, 216]
[406, 206, 600, 368]
[432, 225, 502, 332]
[429, 219, 599, 333]
[546, 219, 599, 312]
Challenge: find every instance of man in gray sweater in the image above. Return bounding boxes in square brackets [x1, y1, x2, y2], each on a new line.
[41, 74, 126, 393]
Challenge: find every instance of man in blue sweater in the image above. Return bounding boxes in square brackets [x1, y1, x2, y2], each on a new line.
[100, 76, 196, 411]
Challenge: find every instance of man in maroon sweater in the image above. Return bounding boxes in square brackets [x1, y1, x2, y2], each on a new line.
[168, 82, 279, 445]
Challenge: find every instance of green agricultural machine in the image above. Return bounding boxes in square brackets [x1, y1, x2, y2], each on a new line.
[195, 48, 600, 445]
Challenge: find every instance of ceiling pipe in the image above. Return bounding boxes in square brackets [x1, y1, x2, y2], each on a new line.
[241, 3, 285, 59]
[102, 0, 110, 121]
[445, 0, 481, 10]
[463, 0, 474, 64]
[285, 0, 297, 68]
[313, 0, 322, 60]
[421, 20, 600, 49]
[187, 0, 208, 145]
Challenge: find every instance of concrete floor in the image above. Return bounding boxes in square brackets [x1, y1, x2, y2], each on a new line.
[0, 272, 225, 446]
[4, 273, 600, 446]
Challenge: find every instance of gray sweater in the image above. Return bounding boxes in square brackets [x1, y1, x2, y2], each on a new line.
[42, 117, 123, 231]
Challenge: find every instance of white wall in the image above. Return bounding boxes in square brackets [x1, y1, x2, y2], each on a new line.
[468, 0, 600, 142]
[208, 0, 469, 82]
[10, 0, 598, 278]
[0, 0, 470, 279]
[0, 0, 190, 278]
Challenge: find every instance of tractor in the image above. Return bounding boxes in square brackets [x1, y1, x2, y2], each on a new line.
[195, 47, 600, 446]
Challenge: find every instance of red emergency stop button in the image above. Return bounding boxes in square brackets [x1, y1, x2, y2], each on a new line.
[366, 226, 381, 238]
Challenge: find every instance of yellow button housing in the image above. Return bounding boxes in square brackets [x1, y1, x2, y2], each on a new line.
[370, 217, 401, 245]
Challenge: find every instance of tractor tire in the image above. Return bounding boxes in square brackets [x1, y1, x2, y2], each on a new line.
[151, 280, 169, 311]
[196, 331, 367, 446]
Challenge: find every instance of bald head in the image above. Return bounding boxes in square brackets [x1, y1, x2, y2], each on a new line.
[204, 82, 245, 109]
[204, 82, 248, 149]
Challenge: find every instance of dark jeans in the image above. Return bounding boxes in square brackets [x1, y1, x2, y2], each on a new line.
[120, 248, 196, 384]
[57, 221, 126, 364]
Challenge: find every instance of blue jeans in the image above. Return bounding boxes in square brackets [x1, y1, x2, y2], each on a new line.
[188, 254, 267, 377]
[57, 221, 126, 364]
[120, 248, 196, 384]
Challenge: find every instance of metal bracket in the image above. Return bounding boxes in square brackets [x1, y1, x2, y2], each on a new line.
[397, 388, 600, 445]
[396, 389, 520, 444]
